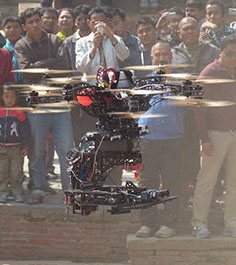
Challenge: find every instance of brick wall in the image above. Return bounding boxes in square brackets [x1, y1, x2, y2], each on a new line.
[0, 204, 140, 262]
[127, 235, 236, 265]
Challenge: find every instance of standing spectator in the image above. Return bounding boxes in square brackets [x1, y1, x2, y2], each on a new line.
[109, 8, 140, 68]
[14, 8, 73, 197]
[64, 5, 91, 70]
[57, 9, 75, 41]
[156, 7, 185, 48]
[172, 16, 219, 204]
[75, 7, 128, 185]
[64, 4, 95, 148]
[0, 85, 30, 203]
[41, 7, 59, 34]
[133, 17, 157, 77]
[40, 7, 59, 180]
[185, 0, 206, 29]
[136, 17, 157, 65]
[172, 17, 219, 74]
[192, 36, 236, 238]
[200, 0, 236, 47]
[136, 41, 185, 238]
[2, 16, 23, 84]
[75, 7, 130, 76]
[0, 49, 15, 86]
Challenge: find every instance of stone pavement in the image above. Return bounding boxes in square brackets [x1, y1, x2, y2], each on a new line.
[0, 261, 129, 265]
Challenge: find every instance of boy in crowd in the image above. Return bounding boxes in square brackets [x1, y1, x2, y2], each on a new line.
[185, 0, 205, 29]
[0, 85, 30, 203]
[2, 16, 23, 84]
[41, 7, 59, 34]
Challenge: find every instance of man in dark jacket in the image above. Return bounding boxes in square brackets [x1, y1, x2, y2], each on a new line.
[15, 8, 73, 198]
[172, 17, 219, 74]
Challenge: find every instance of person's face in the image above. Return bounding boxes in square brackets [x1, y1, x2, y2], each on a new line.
[2, 90, 17, 108]
[110, 15, 126, 37]
[179, 20, 199, 47]
[151, 43, 172, 65]
[168, 14, 184, 36]
[75, 13, 89, 31]
[4, 21, 22, 44]
[220, 43, 236, 70]
[206, 4, 224, 26]
[88, 13, 107, 32]
[23, 14, 42, 36]
[137, 23, 156, 47]
[185, 7, 204, 22]
[58, 10, 74, 31]
[41, 11, 58, 33]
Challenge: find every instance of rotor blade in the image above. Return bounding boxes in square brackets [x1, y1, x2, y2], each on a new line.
[163, 96, 235, 107]
[13, 68, 80, 74]
[193, 78, 235, 84]
[125, 64, 193, 71]
[107, 112, 166, 119]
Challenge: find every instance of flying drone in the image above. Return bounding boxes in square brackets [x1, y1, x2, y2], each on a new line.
[11, 65, 235, 215]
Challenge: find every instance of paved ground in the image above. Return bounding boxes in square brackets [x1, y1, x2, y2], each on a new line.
[0, 261, 129, 265]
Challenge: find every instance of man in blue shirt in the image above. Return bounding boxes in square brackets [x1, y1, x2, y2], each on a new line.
[136, 41, 186, 238]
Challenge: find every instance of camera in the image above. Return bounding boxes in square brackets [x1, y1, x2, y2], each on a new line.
[167, 12, 176, 20]
[97, 26, 104, 35]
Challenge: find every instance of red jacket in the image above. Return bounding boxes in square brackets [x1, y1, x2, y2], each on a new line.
[0, 49, 15, 86]
[0, 105, 30, 148]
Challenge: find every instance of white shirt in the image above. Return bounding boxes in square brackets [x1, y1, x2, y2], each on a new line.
[75, 32, 130, 76]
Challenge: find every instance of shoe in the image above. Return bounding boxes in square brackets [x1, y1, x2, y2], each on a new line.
[192, 225, 210, 238]
[27, 189, 44, 204]
[0, 194, 8, 203]
[223, 227, 236, 237]
[14, 195, 25, 203]
[41, 184, 56, 195]
[46, 172, 59, 180]
[136, 226, 152, 238]
[155, 225, 176, 238]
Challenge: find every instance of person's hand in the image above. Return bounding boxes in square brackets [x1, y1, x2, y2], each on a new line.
[201, 21, 217, 32]
[156, 12, 169, 33]
[199, 31, 210, 41]
[202, 141, 214, 156]
[93, 31, 104, 50]
[95, 22, 114, 39]
[22, 147, 29, 157]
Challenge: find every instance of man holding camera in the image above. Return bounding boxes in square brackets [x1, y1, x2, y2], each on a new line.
[75, 7, 130, 76]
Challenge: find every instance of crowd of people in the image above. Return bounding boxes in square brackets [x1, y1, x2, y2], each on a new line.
[0, 0, 236, 238]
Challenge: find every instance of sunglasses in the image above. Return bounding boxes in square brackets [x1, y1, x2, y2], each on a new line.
[224, 50, 236, 58]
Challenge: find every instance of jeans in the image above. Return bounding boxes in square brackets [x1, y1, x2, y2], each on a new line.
[28, 111, 73, 191]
